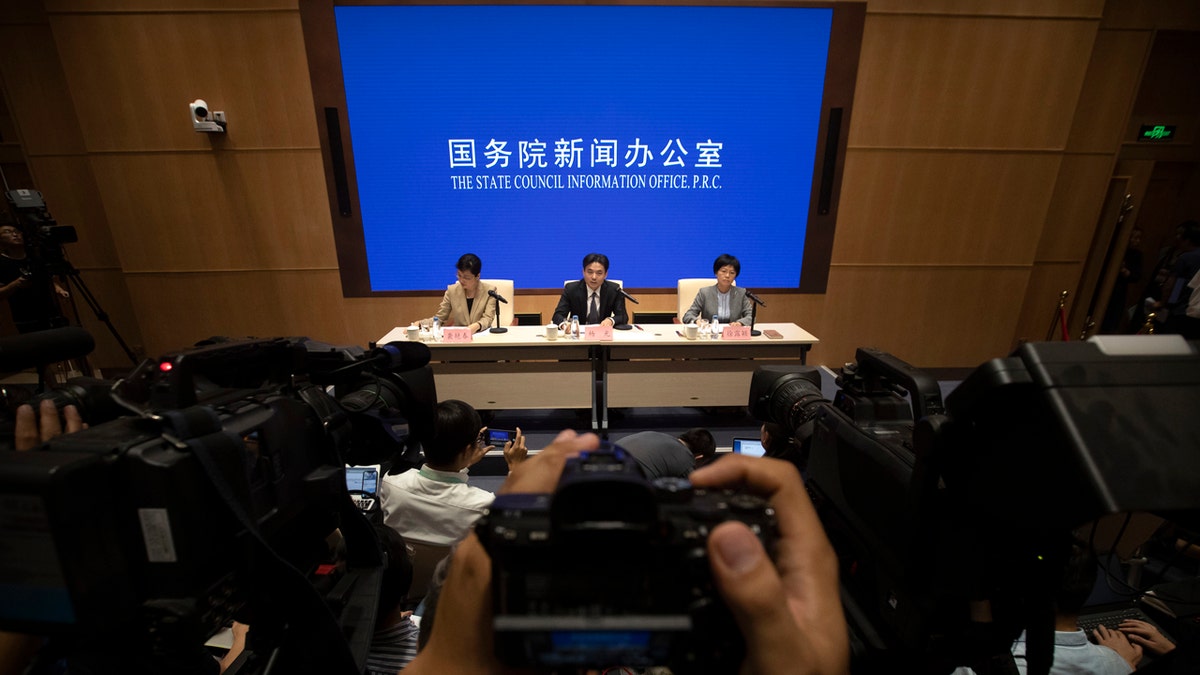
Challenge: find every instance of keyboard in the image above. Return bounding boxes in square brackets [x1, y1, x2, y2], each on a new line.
[1077, 604, 1173, 643]
[351, 495, 377, 512]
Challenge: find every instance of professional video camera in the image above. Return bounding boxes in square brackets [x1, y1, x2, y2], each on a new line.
[749, 337, 1200, 674]
[477, 443, 779, 673]
[5, 189, 77, 267]
[0, 335, 437, 674]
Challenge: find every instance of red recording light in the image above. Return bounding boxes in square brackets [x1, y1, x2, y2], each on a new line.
[159, 361, 174, 372]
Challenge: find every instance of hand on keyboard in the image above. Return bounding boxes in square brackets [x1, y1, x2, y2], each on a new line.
[1120, 619, 1177, 656]
[1093, 624, 1143, 669]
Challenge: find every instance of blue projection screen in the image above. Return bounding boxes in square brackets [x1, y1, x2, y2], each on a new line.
[308, 2, 860, 294]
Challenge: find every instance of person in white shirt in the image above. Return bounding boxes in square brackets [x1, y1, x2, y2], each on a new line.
[379, 399, 526, 545]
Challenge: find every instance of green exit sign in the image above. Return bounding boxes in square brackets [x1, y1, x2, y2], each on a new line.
[1139, 124, 1176, 142]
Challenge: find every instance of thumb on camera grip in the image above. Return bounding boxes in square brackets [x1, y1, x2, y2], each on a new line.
[708, 521, 798, 668]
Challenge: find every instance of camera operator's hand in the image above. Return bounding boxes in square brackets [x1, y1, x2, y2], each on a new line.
[15, 399, 84, 451]
[1094, 624, 1143, 669]
[54, 282, 69, 298]
[404, 430, 600, 675]
[1119, 619, 1175, 656]
[689, 455, 850, 675]
[503, 426, 527, 472]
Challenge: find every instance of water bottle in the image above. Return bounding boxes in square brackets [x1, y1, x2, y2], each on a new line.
[432, 317, 441, 342]
[711, 315, 720, 340]
[570, 314, 580, 340]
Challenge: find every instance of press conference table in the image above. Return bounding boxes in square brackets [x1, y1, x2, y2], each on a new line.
[377, 322, 817, 433]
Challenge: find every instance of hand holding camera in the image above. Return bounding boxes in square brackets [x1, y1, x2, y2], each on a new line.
[404, 432, 848, 675]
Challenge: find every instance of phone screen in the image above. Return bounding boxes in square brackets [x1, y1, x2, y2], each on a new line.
[488, 428, 517, 444]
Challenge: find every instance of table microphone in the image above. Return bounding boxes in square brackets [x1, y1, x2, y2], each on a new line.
[617, 288, 640, 304]
[488, 289, 509, 333]
[745, 290, 765, 337]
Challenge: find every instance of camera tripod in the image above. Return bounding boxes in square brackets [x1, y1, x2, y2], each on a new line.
[53, 259, 138, 365]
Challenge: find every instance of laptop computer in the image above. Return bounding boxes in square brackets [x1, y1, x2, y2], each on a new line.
[732, 437, 766, 458]
[345, 465, 380, 511]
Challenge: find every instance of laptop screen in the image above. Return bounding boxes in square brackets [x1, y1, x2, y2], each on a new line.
[732, 438, 766, 457]
[345, 466, 379, 495]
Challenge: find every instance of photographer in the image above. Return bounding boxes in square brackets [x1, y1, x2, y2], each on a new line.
[405, 430, 850, 674]
[0, 223, 69, 334]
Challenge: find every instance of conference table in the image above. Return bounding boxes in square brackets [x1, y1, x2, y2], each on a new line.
[376, 322, 818, 434]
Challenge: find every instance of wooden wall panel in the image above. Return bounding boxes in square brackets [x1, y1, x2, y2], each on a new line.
[1066, 30, 1152, 152]
[25, 155, 121, 269]
[1012, 262, 1085, 344]
[50, 11, 317, 151]
[88, 150, 336, 271]
[125, 270, 425, 355]
[835, 149, 1060, 264]
[0, 23, 85, 155]
[1036, 153, 1116, 261]
[851, 15, 1096, 149]
[866, 0, 1102, 18]
[1101, 0, 1200, 31]
[46, 0, 295, 11]
[811, 265, 1030, 367]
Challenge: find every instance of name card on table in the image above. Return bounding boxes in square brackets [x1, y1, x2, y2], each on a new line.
[721, 325, 752, 340]
[584, 325, 614, 341]
[441, 327, 474, 343]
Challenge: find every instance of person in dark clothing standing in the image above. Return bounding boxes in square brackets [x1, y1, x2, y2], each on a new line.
[0, 223, 69, 334]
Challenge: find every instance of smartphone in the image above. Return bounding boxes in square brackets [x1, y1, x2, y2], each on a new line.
[487, 428, 518, 444]
[762, 329, 784, 339]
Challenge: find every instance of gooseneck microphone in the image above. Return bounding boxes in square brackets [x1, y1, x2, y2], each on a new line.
[745, 290, 765, 337]
[488, 289, 508, 334]
[618, 288, 640, 305]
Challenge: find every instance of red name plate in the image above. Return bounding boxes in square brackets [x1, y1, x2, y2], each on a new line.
[441, 327, 474, 343]
[721, 325, 752, 340]
[584, 325, 614, 341]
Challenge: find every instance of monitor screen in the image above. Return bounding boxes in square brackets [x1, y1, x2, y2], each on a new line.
[345, 466, 379, 495]
[733, 438, 766, 457]
[301, 2, 864, 294]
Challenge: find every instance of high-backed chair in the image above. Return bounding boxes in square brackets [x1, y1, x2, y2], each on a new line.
[405, 540, 452, 606]
[482, 279, 514, 327]
[677, 278, 718, 322]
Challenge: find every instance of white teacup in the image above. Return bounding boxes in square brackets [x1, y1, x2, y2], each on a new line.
[684, 323, 698, 340]
[545, 323, 559, 341]
[406, 325, 420, 341]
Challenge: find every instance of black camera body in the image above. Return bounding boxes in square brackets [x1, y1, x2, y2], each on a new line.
[0, 336, 437, 674]
[477, 444, 778, 673]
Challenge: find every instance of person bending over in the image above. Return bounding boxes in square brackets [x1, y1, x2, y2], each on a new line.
[553, 252, 627, 327]
[379, 399, 526, 546]
[419, 253, 496, 333]
[682, 253, 754, 326]
[616, 427, 716, 479]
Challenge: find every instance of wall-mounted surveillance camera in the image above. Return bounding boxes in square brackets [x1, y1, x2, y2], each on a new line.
[190, 98, 227, 133]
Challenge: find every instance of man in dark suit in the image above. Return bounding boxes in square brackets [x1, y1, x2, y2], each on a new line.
[553, 252, 627, 326]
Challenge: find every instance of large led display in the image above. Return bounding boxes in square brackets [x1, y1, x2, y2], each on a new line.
[302, 2, 863, 294]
